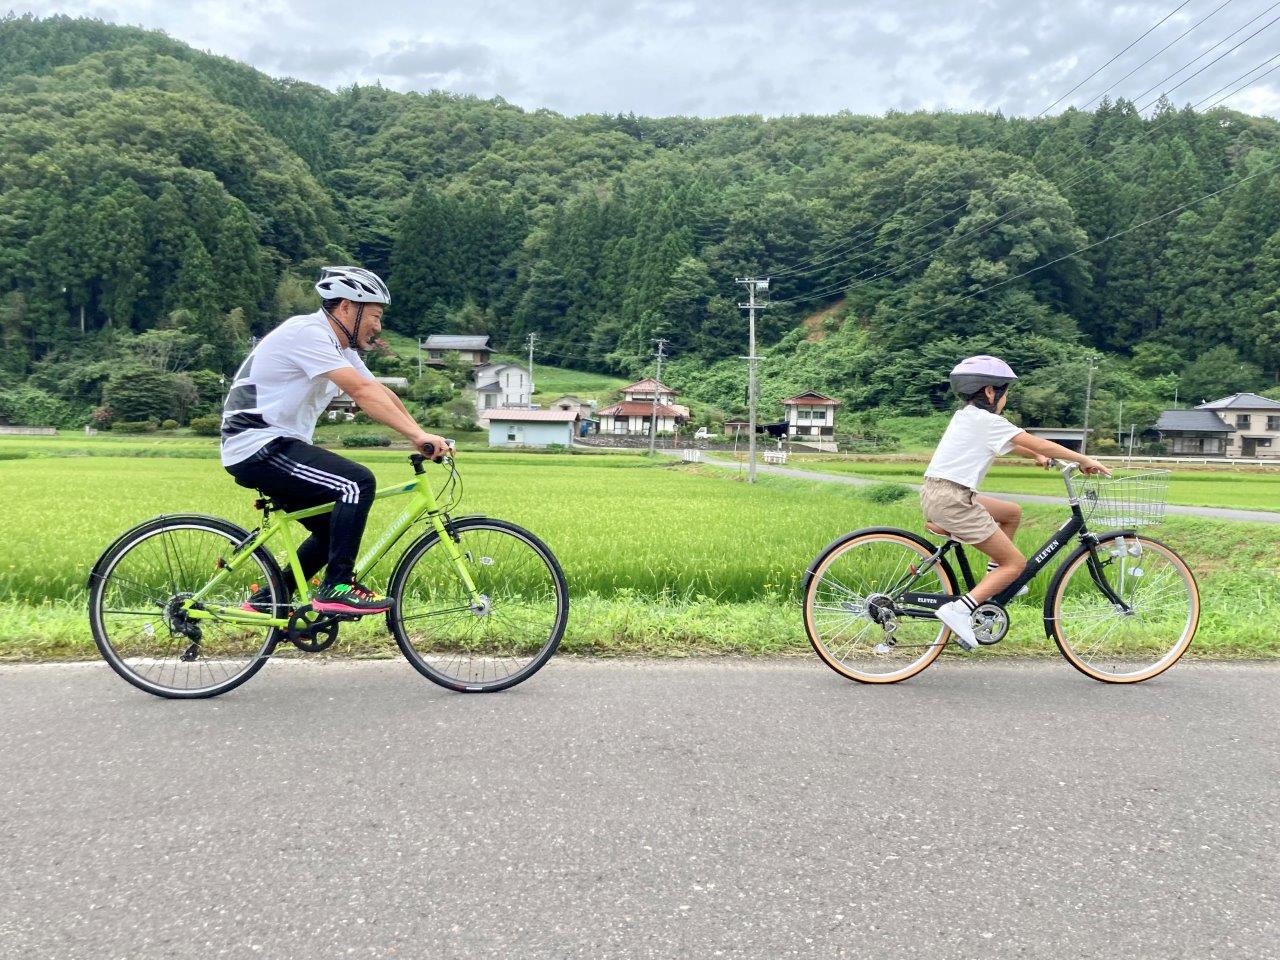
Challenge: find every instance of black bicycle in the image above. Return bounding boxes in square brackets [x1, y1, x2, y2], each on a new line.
[802, 460, 1199, 684]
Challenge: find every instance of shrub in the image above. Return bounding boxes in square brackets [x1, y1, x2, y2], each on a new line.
[0, 386, 85, 428]
[114, 419, 159, 433]
[189, 415, 222, 436]
[103, 370, 177, 423]
[161, 419, 179, 431]
[341, 434, 391, 448]
[861, 482, 913, 505]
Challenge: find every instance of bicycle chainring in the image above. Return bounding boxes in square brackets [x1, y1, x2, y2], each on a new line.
[287, 605, 340, 653]
[972, 602, 1009, 646]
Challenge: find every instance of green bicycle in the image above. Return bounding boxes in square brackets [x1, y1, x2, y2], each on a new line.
[88, 449, 568, 699]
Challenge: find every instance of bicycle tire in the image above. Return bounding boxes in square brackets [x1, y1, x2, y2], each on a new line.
[802, 528, 956, 684]
[88, 514, 286, 699]
[387, 517, 568, 692]
[1044, 531, 1199, 684]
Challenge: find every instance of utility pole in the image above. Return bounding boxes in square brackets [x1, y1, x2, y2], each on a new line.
[1117, 399, 1123, 446]
[1081, 354, 1098, 456]
[648, 337, 669, 457]
[736, 277, 769, 482]
[525, 332, 538, 407]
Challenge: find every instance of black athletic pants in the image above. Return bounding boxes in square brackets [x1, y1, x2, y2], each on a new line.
[226, 437, 377, 591]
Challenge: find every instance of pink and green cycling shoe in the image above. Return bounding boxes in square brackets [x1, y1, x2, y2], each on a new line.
[310, 580, 393, 615]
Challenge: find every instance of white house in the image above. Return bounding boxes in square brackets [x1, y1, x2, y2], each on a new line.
[474, 363, 533, 426]
[487, 409, 578, 448]
[597, 378, 689, 436]
[781, 392, 841, 440]
[1194, 392, 1280, 458]
[421, 335, 493, 369]
[548, 395, 596, 419]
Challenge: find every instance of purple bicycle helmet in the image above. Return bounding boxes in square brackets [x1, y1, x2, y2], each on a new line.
[949, 355, 1018, 396]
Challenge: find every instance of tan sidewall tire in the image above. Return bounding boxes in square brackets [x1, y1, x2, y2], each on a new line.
[1051, 534, 1199, 684]
[804, 532, 952, 684]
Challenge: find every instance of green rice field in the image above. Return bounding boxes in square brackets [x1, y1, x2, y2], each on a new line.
[2, 434, 1279, 661]
[775, 456, 1280, 512]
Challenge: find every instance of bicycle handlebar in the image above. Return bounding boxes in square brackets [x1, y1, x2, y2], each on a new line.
[409, 439, 456, 474]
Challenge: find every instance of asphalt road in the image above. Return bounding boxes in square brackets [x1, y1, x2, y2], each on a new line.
[1, 658, 1277, 960]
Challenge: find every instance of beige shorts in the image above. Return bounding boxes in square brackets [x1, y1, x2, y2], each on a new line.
[920, 477, 999, 545]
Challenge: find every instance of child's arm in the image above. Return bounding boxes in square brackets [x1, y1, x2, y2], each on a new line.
[1009, 439, 1052, 468]
[1011, 431, 1111, 475]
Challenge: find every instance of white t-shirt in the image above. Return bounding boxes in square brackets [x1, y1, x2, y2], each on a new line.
[924, 405, 1024, 490]
[220, 311, 374, 466]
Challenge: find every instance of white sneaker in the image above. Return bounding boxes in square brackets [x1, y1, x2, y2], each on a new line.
[936, 600, 979, 651]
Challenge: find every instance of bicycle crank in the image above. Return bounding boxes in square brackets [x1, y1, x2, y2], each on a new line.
[287, 604, 341, 653]
[971, 602, 1009, 646]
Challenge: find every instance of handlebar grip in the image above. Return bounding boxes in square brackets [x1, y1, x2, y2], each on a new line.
[420, 441, 436, 458]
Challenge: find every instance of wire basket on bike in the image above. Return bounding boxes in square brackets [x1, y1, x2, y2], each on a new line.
[1079, 469, 1171, 527]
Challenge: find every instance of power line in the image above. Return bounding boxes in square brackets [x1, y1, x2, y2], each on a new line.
[1071, 0, 1244, 114]
[768, 0, 1228, 281]
[1136, 7, 1280, 111]
[850, 158, 1280, 338]
[1037, 0, 1198, 116]
[768, 8, 1279, 295]
[770, 55, 1280, 309]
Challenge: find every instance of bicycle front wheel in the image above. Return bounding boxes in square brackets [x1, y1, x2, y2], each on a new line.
[1047, 532, 1198, 683]
[388, 518, 567, 692]
[88, 515, 285, 699]
[803, 530, 955, 684]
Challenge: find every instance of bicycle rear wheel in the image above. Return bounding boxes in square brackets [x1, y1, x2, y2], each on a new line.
[88, 515, 285, 699]
[1046, 532, 1198, 683]
[803, 530, 955, 684]
[388, 518, 567, 692]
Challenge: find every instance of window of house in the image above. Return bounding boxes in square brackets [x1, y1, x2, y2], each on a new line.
[507, 426, 518, 442]
[798, 409, 810, 421]
[429, 351, 442, 359]
[1237, 414, 1250, 428]
[1268, 416, 1280, 431]
[485, 394, 496, 409]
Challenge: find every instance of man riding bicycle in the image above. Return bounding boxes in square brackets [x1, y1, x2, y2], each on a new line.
[220, 266, 449, 616]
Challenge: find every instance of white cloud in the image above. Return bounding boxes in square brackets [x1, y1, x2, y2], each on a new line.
[12, 0, 1280, 118]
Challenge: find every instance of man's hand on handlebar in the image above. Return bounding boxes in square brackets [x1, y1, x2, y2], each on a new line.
[414, 431, 454, 462]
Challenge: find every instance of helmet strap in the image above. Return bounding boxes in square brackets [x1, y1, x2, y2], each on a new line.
[323, 304, 359, 349]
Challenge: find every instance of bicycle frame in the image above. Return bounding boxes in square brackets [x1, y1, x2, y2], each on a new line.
[180, 456, 479, 629]
[890, 463, 1132, 620]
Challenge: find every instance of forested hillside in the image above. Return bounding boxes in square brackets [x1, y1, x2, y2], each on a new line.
[5, 13, 1280, 440]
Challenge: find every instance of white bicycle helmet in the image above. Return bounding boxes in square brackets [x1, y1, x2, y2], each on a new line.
[315, 266, 390, 304]
[949, 355, 1018, 396]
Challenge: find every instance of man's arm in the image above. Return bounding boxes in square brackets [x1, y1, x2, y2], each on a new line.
[327, 368, 450, 455]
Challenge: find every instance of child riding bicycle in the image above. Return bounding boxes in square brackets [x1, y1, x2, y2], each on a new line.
[924, 355, 1110, 650]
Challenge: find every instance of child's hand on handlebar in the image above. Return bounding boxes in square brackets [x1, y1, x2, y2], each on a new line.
[1080, 457, 1110, 476]
[1034, 453, 1053, 469]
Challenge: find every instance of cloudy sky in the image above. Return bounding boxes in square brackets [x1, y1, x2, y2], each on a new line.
[17, 0, 1280, 118]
